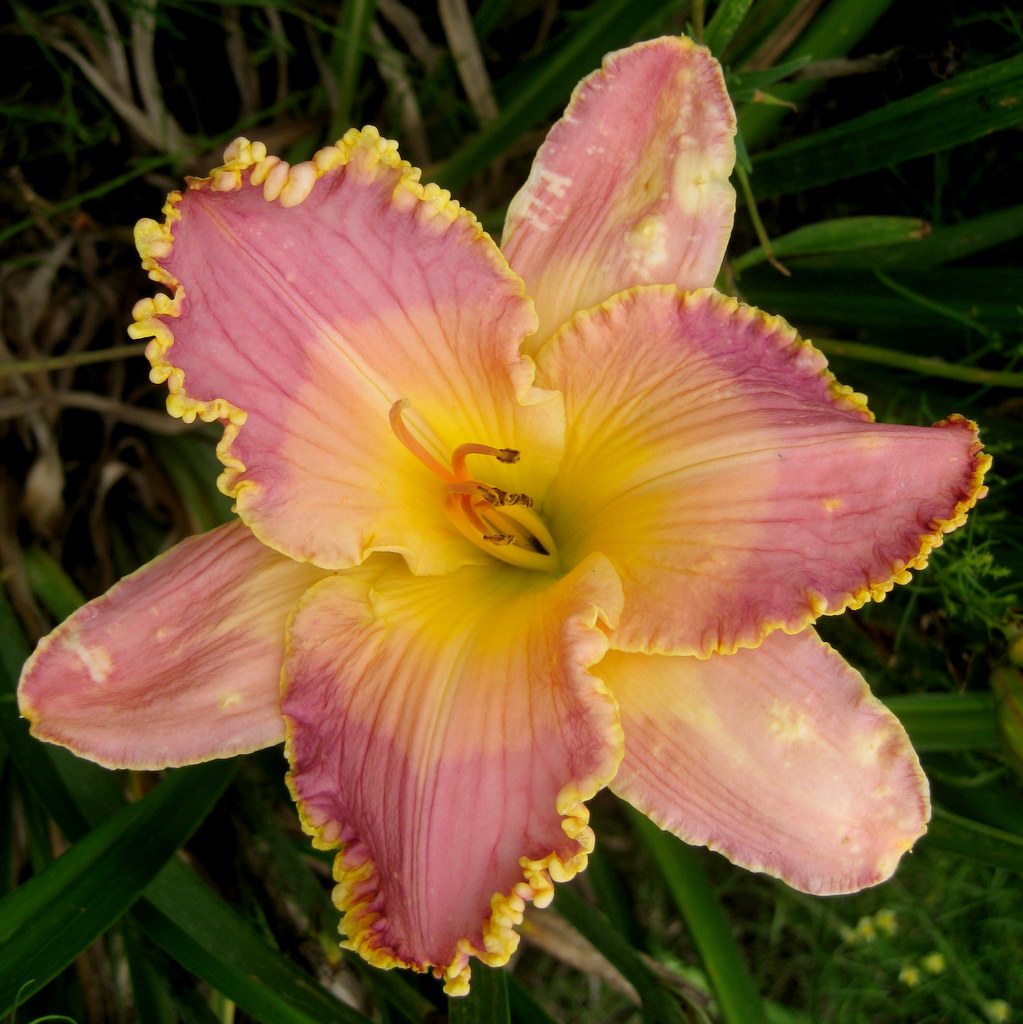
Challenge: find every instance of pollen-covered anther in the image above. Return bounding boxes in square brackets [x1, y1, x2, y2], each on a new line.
[451, 442, 520, 477]
[470, 484, 534, 509]
[482, 533, 516, 546]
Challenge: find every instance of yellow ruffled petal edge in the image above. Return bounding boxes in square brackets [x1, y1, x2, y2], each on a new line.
[718, 298, 992, 619]
[303, 792, 597, 996]
[127, 127, 526, 506]
[285, 739, 607, 995]
[540, 286, 992, 656]
[280, 554, 625, 995]
[840, 416, 991, 603]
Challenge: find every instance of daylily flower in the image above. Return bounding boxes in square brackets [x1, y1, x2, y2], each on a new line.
[19, 37, 988, 994]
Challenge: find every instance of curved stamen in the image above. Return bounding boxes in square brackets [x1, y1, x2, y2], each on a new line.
[389, 400, 456, 482]
[452, 443, 519, 479]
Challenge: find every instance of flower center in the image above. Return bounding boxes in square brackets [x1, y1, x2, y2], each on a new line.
[389, 400, 559, 572]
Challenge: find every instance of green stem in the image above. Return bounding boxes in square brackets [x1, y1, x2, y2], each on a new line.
[814, 338, 1023, 388]
[692, 0, 705, 43]
[0, 343, 148, 378]
[736, 165, 789, 276]
[0, 155, 170, 247]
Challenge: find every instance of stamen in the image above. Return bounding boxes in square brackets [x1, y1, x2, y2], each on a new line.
[452, 443, 519, 479]
[444, 486, 490, 535]
[389, 400, 455, 482]
[389, 399, 559, 572]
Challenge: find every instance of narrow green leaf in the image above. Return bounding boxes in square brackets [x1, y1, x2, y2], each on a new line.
[724, 56, 811, 103]
[770, 205, 1023, 271]
[328, 0, 378, 140]
[356, 958, 439, 1023]
[585, 842, 645, 948]
[0, 155, 171, 246]
[926, 807, 1023, 874]
[737, 0, 899, 150]
[734, 216, 930, 273]
[0, 585, 30, 678]
[554, 885, 688, 1024]
[876, 204, 1023, 269]
[151, 433, 234, 534]
[703, 0, 754, 56]
[738, 266, 1023, 331]
[21, 547, 86, 623]
[883, 693, 1000, 752]
[473, 0, 514, 40]
[506, 975, 561, 1024]
[0, 342, 148, 378]
[131, 871, 374, 1024]
[447, 964, 510, 1024]
[0, 761, 234, 1015]
[931, 762, 1023, 838]
[0, 592, 93, 841]
[627, 809, 768, 1024]
[120, 920, 209, 1024]
[751, 52, 1023, 197]
[992, 666, 1023, 779]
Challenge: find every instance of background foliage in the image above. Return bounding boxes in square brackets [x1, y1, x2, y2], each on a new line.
[2, 0, 1021, 1021]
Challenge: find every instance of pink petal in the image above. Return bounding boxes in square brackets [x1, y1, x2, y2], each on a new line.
[603, 629, 930, 894]
[537, 287, 989, 656]
[130, 131, 561, 573]
[281, 553, 623, 993]
[18, 522, 327, 769]
[502, 37, 735, 351]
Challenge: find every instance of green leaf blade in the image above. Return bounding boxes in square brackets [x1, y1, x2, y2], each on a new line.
[750, 52, 1023, 197]
[0, 761, 234, 1015]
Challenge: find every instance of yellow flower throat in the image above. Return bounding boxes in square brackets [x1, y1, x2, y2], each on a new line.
[390, 401, 559, 572]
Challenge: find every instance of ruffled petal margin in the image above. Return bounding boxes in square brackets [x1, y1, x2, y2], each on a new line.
[536, 287, 990, 656]
[130, 129, 562, 575]
[18, 522, 328, 769]
[604, 629, 930, 894]
[501, 36, 736, 352]
[281, 553, 624, 994]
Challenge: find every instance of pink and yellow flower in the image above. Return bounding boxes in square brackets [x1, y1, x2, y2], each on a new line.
[18, 37, 988, 993]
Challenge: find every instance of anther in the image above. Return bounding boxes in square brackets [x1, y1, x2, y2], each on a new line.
[452, 443, 520, 479]
[473, 485, 534, 509]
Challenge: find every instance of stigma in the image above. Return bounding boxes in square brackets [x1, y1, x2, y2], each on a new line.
[389, 401, 559, 572]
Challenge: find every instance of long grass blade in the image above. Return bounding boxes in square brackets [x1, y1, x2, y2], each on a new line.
[328, 0, 378, 140]
[751, 52, 1023, 197]
[884, 694, 1000, 752]
[0, 760, 234, 1014]
[737, 0, 899, 149]
[738, 266, 1023, 331]
[733, 216, 930, 272]
[704, 0, 755, 56]
[447, 964, 510, 1024]
[626, 808, 768, 1024]
[554, 885, 689, 1024]
[926, 807, 1023, 874]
